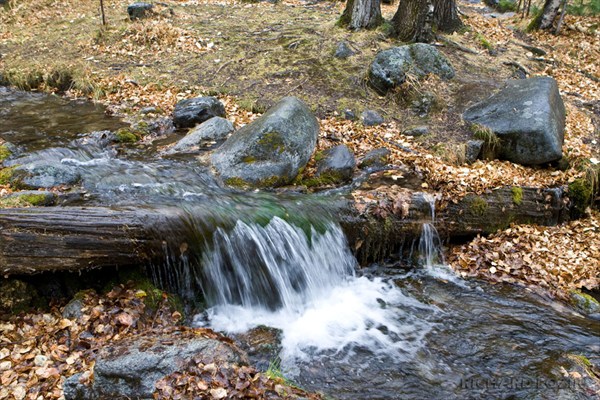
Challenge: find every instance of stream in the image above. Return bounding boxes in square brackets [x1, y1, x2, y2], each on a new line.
[1, 88, 599, 399]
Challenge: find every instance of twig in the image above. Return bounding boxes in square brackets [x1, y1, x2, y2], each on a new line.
[283, 77, 309, 96]
[503, 61, 530, 76]
[439, 37, 478, 55]
[99, 0, 106, 26]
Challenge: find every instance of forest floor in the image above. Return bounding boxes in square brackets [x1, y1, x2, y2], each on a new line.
[0, 0, 599, 399]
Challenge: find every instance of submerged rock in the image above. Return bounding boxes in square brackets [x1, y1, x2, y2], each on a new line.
[165, 117, 234, 154]
[211, 96, 319, 187]
[172, 96, 226, 129]
[13, 163, 80, 189]
[369, 43, 455, 94]
[463, 77, 565, 165]
[316, 144, 356, 183]
[63, 331, 246, 400]
[127, 2, 153, 20]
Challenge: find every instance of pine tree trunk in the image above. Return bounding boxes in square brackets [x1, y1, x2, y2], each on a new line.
[340, 0, 382, 30]
[392, 0, 432, 42]
[433, 0, 462, 32]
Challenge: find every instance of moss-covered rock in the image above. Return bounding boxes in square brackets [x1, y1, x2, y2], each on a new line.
[570, 290, 600, 315]
[211, 97, 319, 188]
[568, 178, 593, 218]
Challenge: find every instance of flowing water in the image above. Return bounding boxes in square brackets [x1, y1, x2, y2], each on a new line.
[2, 88, 599, 399]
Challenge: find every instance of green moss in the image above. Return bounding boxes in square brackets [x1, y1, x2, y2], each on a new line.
[225, 177, 249, 188]
[242, 155, 257, 163]
[115, 128, 140, 143]
[570, 290, 600, 314]
[257, 175, 282, 188]
[301, 171, 344, 188]
[257, 131, 285, 154]
[475, 33, 493, 51]
[0, 145, 11, 163]
[313, 151, 325, 162]
[0, 167, 16, 185]
[568, 178, 593, 217]
[497, 0, 517, 12]
[470, 196, 488, 216]
[511, 187, 523, 206]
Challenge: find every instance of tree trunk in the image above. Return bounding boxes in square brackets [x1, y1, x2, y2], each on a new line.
[433, 0, 462, 32]
[392, 0, 433, 42]
[340, 0, 382, 30]
[0, 187, 570, 275]
[530, 0, 562, 30]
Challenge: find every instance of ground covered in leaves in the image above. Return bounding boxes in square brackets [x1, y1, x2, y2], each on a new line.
[0, 284, 320, 400]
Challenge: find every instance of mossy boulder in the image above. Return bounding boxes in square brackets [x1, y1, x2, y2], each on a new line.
[463, 77, 565, 165]
[211, 97, 319, 188]
[172, 96, 226, 129]
[127, 2, 153, 20]
[368, 44, 455, 94]
[316, 144, 356, 183]
[12, 163, 80, 189]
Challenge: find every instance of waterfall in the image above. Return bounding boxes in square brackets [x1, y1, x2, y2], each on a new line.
[199, 217, 357, 312]
[418, 194, 445, 268]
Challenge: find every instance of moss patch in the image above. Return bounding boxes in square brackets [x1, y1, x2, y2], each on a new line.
[0, 145, 11, 163]
[257, 131, 286, 154]
[115, 128, 140, 143]
[0, 166, 16, 185]
[568, 178, 593, 217]
[511, 186, 523, 206]
[225, 177, 250, 188]
[470, 196, 488, 216]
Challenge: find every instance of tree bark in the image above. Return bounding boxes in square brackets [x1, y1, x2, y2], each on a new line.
[433, 0, 462, 32]
[0, 187, 570, 274]
[392, 0, 460, 42]
[340, 0, 383, 30]
[530, 0, 562, 30]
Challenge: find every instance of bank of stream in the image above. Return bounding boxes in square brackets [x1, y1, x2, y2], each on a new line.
[0, 88, 598, 399]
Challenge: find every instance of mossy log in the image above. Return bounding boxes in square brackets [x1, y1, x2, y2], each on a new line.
[0, 186, 570, 275]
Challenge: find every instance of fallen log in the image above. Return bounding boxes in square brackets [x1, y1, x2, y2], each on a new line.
[0, 186, 570, 275]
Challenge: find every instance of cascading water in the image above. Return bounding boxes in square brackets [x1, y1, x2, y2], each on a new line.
[418, 193, 445, 268]
[193, 217, 434, 366]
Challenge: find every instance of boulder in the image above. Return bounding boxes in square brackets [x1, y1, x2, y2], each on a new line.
[359, 147, 391, 169]
[127, 2, 153, 20]
[172, 96, 226, 129]
[211, 97, 319, 187]
[165, 117, 234, 154]
[403, 126, 429, 137]
[361, 110, 384, 126]
[316, 144, 356, 182]
[463, 77, 565, 165]
[369, 43, 455, 94]
[63, 331, 246, 400]
[334, 41, 355, 59]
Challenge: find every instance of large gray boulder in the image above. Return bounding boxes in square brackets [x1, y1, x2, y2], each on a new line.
[165, 117, 234, 154]
[463, 77, 565, 165]
[211, 97, 319, 187]
[172, 96, 226, 129]
[63, 331, 246, 400]
[369, 44, 455, 94]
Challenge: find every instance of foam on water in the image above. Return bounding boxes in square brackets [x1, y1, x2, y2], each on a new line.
[193, 217, 434, 366]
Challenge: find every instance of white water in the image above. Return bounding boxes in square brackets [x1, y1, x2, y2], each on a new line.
[194, 217, 434, 366]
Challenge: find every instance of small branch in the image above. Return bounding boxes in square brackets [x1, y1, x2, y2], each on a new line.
[555, 0, 569, 35]
[100, 0, 106, 26]
[503, 61, 530, 76]
[439, 37, 478, 55]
